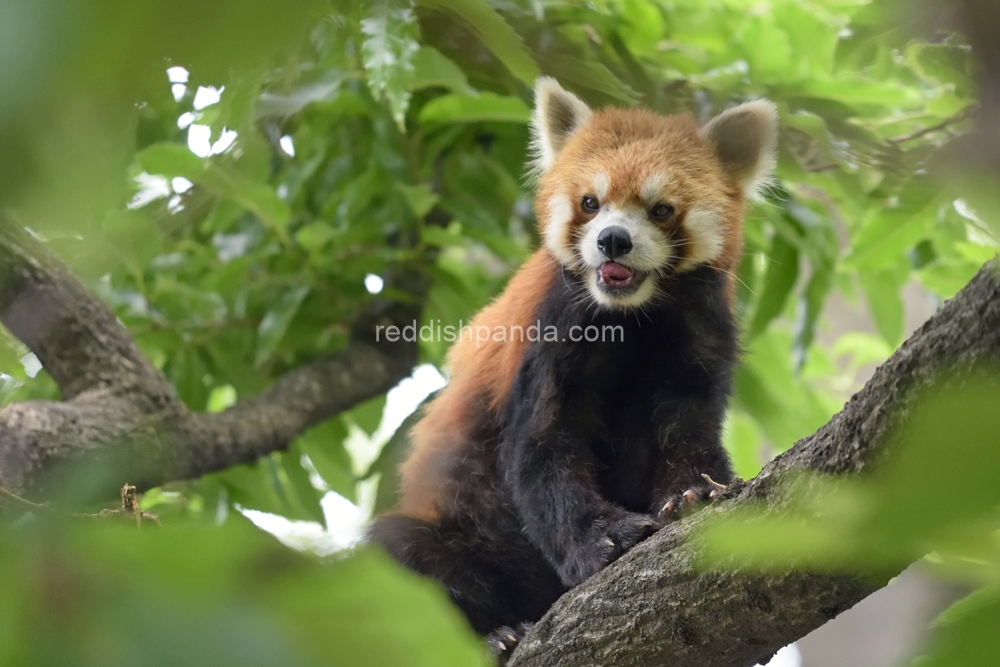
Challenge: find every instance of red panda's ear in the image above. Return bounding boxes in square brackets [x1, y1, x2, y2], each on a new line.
[531, 77, 593, 174]
[700, 100, 778, 199]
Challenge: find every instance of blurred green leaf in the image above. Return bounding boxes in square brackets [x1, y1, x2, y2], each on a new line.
[280, 450, 325, 523]
[916, 588, 1000, 667]
[255, 286, 310, 367]
[410, 46, 474, 94]
[860, 266, 907, 346]
[294, 417, 356, 502]
[419, 92, 531, 125]
[749, 234, 799, 339]
[417, 0, 539, 85]
[0, 520, 488, 667]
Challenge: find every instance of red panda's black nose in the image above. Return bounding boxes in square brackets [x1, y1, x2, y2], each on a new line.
[597, 226, 633, 260]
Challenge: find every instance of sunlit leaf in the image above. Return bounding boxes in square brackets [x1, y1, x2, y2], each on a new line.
[361, 0, 421, 130]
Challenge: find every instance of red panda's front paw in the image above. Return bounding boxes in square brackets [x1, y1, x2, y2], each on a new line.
[657, 473, 732, 523]
[485, 623, 533, 665]
[558, 511, 659, 586]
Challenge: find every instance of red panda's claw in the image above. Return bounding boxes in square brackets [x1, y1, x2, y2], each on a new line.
[701, 473, 728, 494]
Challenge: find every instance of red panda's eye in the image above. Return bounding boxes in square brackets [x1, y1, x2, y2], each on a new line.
[581, 195, 600, 213]
[650, 203, 675, 221]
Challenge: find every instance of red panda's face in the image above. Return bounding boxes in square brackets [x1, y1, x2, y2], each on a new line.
[530, 78, 777, 310]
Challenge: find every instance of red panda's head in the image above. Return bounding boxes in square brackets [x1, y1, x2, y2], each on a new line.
[531, 77, 778, 310]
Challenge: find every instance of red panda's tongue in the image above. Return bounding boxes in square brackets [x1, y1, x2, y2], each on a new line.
[600, 262, 634, 286]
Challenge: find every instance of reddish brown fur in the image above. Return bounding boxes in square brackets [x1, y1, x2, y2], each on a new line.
[399, 250, 557, 519]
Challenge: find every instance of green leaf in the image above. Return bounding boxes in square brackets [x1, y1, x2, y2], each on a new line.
[0, 521, 487, 666]
[723, 410, 764, 479]
[224, 180, 291, 230]
[741, 16, 792, 82]
[211, 70, 263, 134]
[257, 72, 344, 118]
[933, 586, 1000, 629]
[846, 179, 940, 271]
[793, 259, 833, 371]
[914, 586, 1000, 667]
[748, 234, 799, 339]
[137, 143, 205, 178]
[535, 54, 638, 104]
[207, 384, 238, 413]
[348, 395, 387, 435]
[417, 0, 539, 85]
[361, 0, 421, 130]
[397, 182, 439, 218]
[419, 92, 530, 125]
[859, 266, 907, 346]
[0, 326, 25, 377]
[171, 347, 211, 410]
[280, 450, 325, 523]
[136, 143, 291, 230]
[213, 461, 289, 517]
[255, 286, 310, 367]
[735, 330, 839, 450]
[409, 46, 473, 94]
[295, 417, 356, 502]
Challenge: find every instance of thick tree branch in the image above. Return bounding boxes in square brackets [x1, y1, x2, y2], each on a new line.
[0, 221, 174, 401]
[509, 261, 1000, 667]
[0, 218, 424, 494]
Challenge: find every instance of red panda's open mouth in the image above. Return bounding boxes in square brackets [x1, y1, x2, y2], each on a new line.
[597, 262, 645, 293]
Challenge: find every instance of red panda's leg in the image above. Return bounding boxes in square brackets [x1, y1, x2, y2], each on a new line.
[501, 429, 658, 587]
[500, 370, 659, 586]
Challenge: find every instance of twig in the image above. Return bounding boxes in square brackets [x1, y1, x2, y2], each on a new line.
[2, 482, 161, 526]
[802, 162, 838, 172]
[889, 107, 975, 143]
[0, 484, 49, 510]
[70, 484, 161, 527]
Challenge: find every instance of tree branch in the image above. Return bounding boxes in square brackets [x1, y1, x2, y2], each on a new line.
[508, 261, 1000, 667]
[0, 221, 175, 401]
[0, 218, 425, 494]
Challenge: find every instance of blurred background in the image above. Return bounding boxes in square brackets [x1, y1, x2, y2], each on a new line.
[0, 0, 997, 665]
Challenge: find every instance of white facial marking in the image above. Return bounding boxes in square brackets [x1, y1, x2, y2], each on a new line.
[578, 205, 673, 274]
[575, 204, 673, 310]
[640, 173, 670, 206]
[592, 173, 609, 200]
[677, 208, 724, 272]
[544, 194, 578, 268]
[585, 270, 659, 309]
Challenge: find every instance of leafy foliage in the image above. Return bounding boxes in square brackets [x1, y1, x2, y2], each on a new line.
[700, 374, 1000, 666]
[0, 518, 488, 667]
[0, 0, 996, 664]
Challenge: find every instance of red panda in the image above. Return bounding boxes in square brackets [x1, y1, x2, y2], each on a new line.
[371, 77, 778, 659]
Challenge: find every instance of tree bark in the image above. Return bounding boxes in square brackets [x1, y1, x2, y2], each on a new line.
[0, 218, 425, 495]
[507, 261, 1000, 667]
